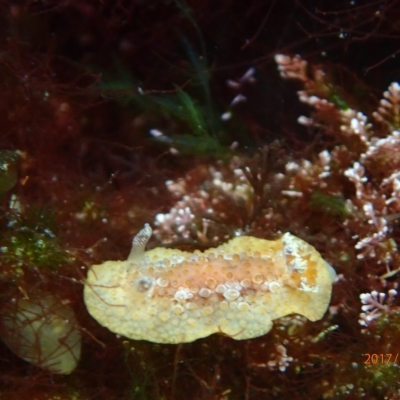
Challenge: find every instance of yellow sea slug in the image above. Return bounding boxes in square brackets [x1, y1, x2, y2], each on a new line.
[84, 224, 335, 344]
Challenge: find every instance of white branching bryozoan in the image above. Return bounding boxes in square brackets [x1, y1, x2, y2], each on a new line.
[359, 289, 397, 327]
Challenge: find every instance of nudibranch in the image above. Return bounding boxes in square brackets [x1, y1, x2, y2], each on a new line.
[84, 225, 336, 344]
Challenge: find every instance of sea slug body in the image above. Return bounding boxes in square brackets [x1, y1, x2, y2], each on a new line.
[84, 224, 336, 344]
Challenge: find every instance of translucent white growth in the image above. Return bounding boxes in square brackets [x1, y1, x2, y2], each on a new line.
[0, 294, 81, 374]
[275, 54, 308, 81]
[267, 344, 294, 372]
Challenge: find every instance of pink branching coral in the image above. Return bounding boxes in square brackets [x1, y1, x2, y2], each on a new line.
[275, 53, 400, 272]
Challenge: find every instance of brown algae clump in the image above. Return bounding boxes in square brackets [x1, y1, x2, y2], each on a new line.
[84, 224, 336, 344]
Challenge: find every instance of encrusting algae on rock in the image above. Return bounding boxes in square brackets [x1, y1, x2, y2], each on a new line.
[84, 224, 336, 344]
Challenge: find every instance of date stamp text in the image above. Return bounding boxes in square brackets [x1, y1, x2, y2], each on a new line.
[363, 353, 399, 365]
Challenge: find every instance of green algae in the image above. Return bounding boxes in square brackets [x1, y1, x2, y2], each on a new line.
[0, 150, 19, 196]
[0, 210, 73, 279]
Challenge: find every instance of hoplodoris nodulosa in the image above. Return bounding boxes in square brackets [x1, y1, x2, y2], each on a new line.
[84, 224, 335, 344]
